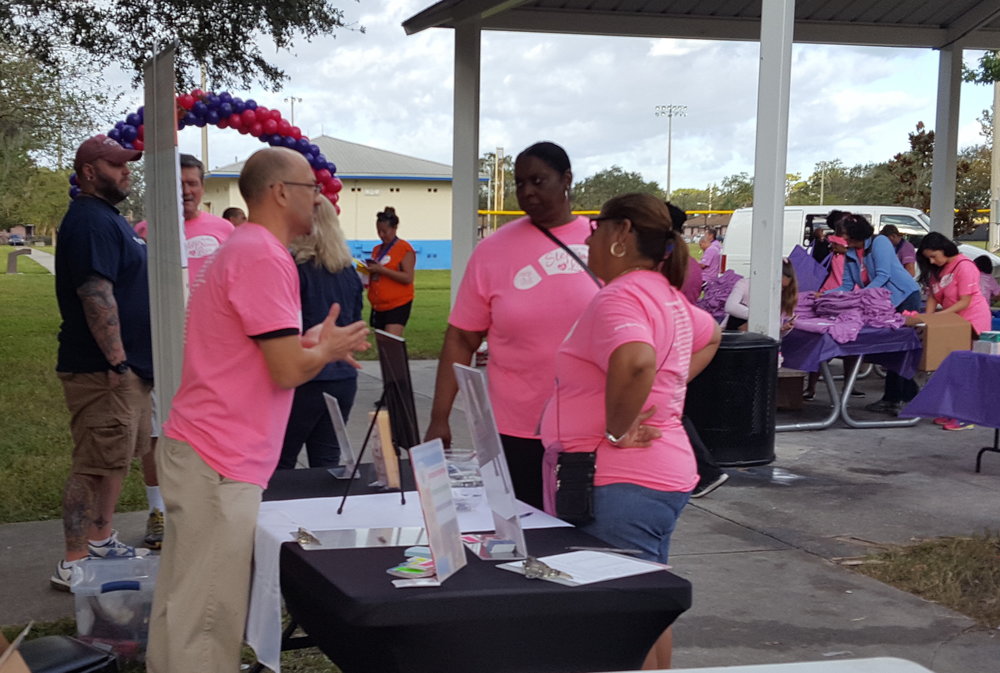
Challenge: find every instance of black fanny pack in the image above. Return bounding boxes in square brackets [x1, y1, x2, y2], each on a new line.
[555, 452, 596, 525]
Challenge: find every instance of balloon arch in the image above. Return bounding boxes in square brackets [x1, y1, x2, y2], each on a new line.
[69, 89, 343, 208]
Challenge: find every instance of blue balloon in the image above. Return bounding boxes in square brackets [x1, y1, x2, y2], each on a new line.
[267, 135, 283, 146]
[315, 153, 327, 166]
[296, 138, 309, 153]
[219, 102, 233, 117]
[108, 128, 122, 141]
[194, 117, 206, 128]
[308, 144, 320, 157]
[125, 112, 140, 127]
[282, 136, 297, 149]
[137, 106, 144, 123]
[219, 91, 233, 104]
[69, 173, 78, 186]
[326, 162, 336, 174]
[245, 99, 258, 110]
[182, 112, 197, 127]
[192, 100, 208, 116]
[206, 94, 220, 109]
[121, 141, 134, 149]
[232, 100, 246, 114]
[121, 125, 138, 142]
[114, 120, 125, 130]
[69, 186, 81, 198]
[206, 110, 220, 125]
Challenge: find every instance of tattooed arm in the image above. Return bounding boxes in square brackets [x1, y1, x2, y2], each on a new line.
[77, 274, 127, 385]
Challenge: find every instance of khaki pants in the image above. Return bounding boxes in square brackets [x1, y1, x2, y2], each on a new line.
[146, 437, 262, 673]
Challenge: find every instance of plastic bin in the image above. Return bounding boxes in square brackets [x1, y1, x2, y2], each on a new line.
[684, 331, 778, 467]
[70, 556, 159, 662]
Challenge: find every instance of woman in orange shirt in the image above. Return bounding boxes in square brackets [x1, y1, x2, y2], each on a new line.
[366, 206, 416, 336]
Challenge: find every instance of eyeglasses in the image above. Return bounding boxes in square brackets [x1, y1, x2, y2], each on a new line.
[279, 181, 322, 194]
[588, 216, 616, 234]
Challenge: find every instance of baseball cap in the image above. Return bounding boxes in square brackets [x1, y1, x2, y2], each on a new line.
[74, 135, 142, 173]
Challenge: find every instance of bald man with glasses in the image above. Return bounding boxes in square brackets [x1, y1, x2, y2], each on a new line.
[147, 148, 370, 673]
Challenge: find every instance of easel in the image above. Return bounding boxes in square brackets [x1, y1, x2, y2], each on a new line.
[337, 394, 407, 513]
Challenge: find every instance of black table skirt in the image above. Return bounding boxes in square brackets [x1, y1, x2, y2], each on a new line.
[264, 464, 390, 502]
[280, 527, 692, 673]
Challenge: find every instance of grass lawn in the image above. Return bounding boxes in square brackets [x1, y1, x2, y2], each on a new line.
[0, 262, 452, 524]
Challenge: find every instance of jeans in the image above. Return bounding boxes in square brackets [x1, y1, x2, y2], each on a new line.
[883, 291, 921, 403]
[277, 378, 358, 469]
[578, 483, 691, 564]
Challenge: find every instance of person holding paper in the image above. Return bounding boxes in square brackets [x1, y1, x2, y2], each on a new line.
[540, 192, 721, 669]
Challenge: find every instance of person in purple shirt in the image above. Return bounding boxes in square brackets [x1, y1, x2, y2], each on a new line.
[699, 227, 722, 284]
[880, 224, 917, 277]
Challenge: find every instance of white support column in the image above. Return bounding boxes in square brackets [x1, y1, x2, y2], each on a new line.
[450, 19, 482, 306]
[989, 82, 1000, 253]
[143, 45, 187, 413]
[747, 0, 795, 339]
[929, 44, 962, 237]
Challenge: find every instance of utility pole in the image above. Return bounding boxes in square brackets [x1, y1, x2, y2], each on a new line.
[990, 82, 999, 253]
[200, 68, 209, 170]
[654, 104, 687, 201]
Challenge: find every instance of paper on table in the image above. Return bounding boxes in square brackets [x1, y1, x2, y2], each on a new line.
[497, 550, 667, 586]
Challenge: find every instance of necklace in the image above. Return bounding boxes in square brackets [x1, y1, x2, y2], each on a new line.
[612, 266, 654, 281]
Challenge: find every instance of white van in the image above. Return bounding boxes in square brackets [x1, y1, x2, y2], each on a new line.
[722, 205, 931, 278]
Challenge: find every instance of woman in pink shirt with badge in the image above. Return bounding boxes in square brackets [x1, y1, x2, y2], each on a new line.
[907, 232, 991, 431]
[540, 193, 721, 669]
[426, 142, 600, 510]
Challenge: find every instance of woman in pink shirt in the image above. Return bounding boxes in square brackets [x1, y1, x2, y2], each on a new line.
[907, 232, 992, 431]
[427, 142, 599, 509]
[540, 193, 721, 669]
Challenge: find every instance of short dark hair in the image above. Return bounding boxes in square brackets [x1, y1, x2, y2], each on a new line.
[879, 224, 900, 237]
[377, 206, 399, 228]
[222, 206, 244, 220]
[516, 141, 571, 175]
[974, 254, 994, 274]
[704, 227, 717, 240]
[842, 214, 874, 243]
[179, 153, 205, 181]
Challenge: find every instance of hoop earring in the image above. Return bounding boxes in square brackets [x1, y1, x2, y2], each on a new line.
[610, 241, 627, 258]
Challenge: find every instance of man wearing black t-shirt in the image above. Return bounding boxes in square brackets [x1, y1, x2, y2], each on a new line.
[51, 135, 153, 590]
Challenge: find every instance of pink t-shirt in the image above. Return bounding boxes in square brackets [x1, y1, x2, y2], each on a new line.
[979, 272, 1000, 305]
[540, 271, 717, 493]
[700, 240, 722, 283]
[164, 223, 301, 487]
[449, 216, 599, 438]
[185, 210, 235, 283]
[929, 255, 992, 334]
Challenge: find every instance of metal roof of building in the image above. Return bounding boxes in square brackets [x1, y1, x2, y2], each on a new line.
[208, 135, 453, 180]
[403, 0, 1000, 50]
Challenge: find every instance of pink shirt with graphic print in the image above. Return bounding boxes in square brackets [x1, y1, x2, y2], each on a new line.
[164, 223, 300, 487]
[929, 254, 992, 334]
[540, 271, 717, 494]
[184, 211, 235, 283]
[449, 216, 599, 438]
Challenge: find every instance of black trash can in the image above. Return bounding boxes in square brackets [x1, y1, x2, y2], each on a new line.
[684, 331, 778, 467]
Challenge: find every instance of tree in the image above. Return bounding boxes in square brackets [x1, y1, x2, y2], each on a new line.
[714, 172, 753, 210]
[478, 151, 515, 211]
[963, 50, 1000, 84]
[0, 0, 359, 91]
[572, 166, 662, 211]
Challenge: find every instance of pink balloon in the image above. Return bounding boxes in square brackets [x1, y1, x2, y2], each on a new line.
[334, 203, 341, 215]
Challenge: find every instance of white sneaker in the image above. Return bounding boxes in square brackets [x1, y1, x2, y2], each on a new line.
[50, 559, 79, 592]
[88, 530, 150, 559]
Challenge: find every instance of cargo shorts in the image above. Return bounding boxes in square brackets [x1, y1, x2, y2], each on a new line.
[58, 370, 153, 477]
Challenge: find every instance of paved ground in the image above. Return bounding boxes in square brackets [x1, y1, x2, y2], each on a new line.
[2, 290, 998, 670]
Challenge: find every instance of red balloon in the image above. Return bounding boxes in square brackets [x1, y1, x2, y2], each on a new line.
[133, 139, 145, 151]
[217, 118, 230, 129]
[316, 169, 332, 183]
[277, 119, 291, 135]
[177, 94, 195, 110]
[136, 125, 144, 141]
[263, 119, 278, 134]
[190, 88, 204, 99]
[328, 177, 343, 194]
[229, 113, 243, 129]
[238, 125, 250, 135]
[241, 109, 257, 126]
[269, 109, 282, 122]
[249, 122, 263, 137]
[289, 126, 302, 140]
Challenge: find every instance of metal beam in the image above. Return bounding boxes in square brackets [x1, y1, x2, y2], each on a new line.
[938, 0, 1000, 48]
[929, 44, 963, 237]
[748, 0, 795, 339]
[449, 19, 482, 306]
[404, 0, 527, 35]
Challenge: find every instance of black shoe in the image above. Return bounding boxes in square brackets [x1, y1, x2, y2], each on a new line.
[692, 473, 729, 499]
[864, 399, 901, 414]
[849, 389, 866, 398]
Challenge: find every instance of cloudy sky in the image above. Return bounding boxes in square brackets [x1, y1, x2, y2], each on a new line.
[118, 0, 996, 192]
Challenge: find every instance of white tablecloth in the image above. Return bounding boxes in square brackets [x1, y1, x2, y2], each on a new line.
[247, 492, 568, 673]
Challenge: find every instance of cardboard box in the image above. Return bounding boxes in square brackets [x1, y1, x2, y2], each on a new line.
[775, 369, 805, 411]
[0, 625, 32, 673]
[914, 313, 973, 371]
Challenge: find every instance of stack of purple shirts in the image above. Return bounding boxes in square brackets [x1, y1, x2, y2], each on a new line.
[697, 270, 741, 323]
[794, 287, 905, 343]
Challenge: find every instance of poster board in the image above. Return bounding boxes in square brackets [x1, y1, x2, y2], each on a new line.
[409, 439, 467, 583]
[369, 410, 400, 490]
[375, 330, 421, 451]
[453, 364, 528, 560]
[323, 393, 359, 480]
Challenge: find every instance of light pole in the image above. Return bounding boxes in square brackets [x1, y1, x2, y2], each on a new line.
[284, 96, 303, 125]
[654, 104, 687, 201]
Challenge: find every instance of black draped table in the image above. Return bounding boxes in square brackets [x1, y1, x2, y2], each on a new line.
[258, 468, 692, 673]
[778, 326, 923, 431]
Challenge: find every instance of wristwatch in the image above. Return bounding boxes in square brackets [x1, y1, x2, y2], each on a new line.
[110, 361, 129, 375]
[604, 430, 627, 445]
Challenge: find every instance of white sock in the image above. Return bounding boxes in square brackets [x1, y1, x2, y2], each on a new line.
[90, 535, 112, 546]
[146, 486, 165, 513]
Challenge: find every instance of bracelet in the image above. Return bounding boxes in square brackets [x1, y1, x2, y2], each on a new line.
[604, 430, 627, 445]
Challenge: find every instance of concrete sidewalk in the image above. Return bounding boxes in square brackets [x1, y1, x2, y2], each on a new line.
[2, 361, 997, 671]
